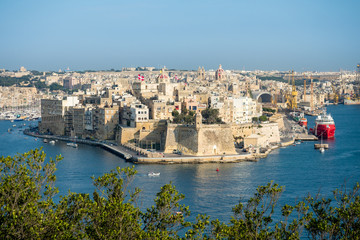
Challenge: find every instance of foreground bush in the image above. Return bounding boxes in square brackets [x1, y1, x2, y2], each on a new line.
[1, 149, 359, 239]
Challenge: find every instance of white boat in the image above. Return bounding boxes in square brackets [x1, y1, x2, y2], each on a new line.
[49, 140, 55, 145]
[148, 172, 160, 177]
[67, 142, 78, 148]
[319, 147, 325, 153]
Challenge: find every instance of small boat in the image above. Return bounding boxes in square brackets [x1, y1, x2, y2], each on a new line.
[148, 172, 160, 177]
[43, 139, 48, 143]
[49, 140, 55, 145]
[319, 147, 325, 153]
[67, 142, 78, 148]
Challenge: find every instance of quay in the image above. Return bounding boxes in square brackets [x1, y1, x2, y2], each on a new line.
[24, 130, 132, 161]
[23, 129, 258, 164]
[314, 143, 329, 149]
[295, 133, 319, 141]
[23, 126, 318, 164]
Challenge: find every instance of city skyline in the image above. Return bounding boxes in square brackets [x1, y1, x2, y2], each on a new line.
[1, 0, 359, 72]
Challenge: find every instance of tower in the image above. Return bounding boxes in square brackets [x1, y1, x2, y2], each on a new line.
[303, 74, 306, 102]
[291, 70, 298, 109]
[198, 66, 205, 81]
[195, 112, 202, 130]
[215, 64, 225, 81]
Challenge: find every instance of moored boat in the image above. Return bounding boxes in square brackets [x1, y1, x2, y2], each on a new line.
[148, 172, 160, 177]
[298, 117, 307, 127]
[344, 98, 360, 105]
[314, 108, 335, 139]
[67, 142, 78, 148]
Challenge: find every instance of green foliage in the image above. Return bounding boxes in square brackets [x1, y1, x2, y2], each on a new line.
[30, 70, 43, 75]
[252, 117, 259, 123]
[305, 183, 360, 239]
[34, 81, 48, 90]
[201, 108, 223, 124]
[172, 109, 179, 117]
[259, 115, 268, 122]
[1, 149, 360, 239]
[49, 82, 64, 91]
[86, 166, 143, 239]
[172, 108, 195, 124]
[142, 183, 191, 238]
[263, 107, 276, 113]
[0, 76, 31, 86]
[0, 148, 62, 239]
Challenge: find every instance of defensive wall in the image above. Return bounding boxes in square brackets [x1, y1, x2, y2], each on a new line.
[163, 123, 236, 156]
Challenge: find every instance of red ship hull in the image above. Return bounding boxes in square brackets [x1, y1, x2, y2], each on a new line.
[315, 124, 336, 139]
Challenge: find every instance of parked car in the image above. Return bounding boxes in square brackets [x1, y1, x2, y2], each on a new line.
[172, 150, 181, 155]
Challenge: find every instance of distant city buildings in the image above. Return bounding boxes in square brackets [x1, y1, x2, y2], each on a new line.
[2, 64, 359, 154]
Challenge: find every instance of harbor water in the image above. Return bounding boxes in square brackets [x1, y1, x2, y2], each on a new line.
[1, 105, 360, 223]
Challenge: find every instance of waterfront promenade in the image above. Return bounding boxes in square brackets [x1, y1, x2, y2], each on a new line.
[23, 115, 318, 164]
[23, 129, 297, 164]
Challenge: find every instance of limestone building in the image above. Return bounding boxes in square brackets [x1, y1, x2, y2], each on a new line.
[215, 64, 226, 81]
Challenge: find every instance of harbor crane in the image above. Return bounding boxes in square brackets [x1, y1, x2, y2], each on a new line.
[310, 76, 314, 111]
[331, 83, 339, 104]
[285, 70, 298, 110]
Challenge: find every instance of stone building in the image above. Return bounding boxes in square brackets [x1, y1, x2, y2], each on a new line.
[148, 99, 179, 120]
[120, 100, 149, 127]
[39, 96, 79, 135]
[215, 64, 226, 81]
[0, 86, 39, 108]
[163, 113, 237, 156]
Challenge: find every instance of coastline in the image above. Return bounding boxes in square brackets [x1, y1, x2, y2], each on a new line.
[23, 129, 295, 164]
[23, 116, 317, 164]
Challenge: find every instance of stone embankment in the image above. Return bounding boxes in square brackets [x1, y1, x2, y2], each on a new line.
[132, 153, 256, 164]
[24, 130, 132, 160]
[24, 125, 317, 164]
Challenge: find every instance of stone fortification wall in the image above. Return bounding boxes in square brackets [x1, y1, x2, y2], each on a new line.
[254, 122, 280, 144]
[231, 123, 254, 139]
[269, 114, 285, 130]
[164, 124, 198, 155]
[117, 120, 167, 149]
[164, 123, 236, 156]
[198, 125, 237, 155]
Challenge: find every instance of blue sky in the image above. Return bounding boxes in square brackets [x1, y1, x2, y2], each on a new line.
[0, 0, 359, 72]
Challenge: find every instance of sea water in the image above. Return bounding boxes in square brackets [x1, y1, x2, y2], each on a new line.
[0, 105, 359, 223]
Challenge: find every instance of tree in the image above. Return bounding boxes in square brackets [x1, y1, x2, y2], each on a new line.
[259, 115, 268, 122]
[2, 149, 360, 239]
[86, 166, 143, 239]
[172, 109, 179, 117]
[201, 108, 223, 124]
[305, 183, 360, 239]
[0, 148, 62, 239]
[142, 183, 191, 238]
[34, 81, 48, 90]
[49, 83, 63, 91]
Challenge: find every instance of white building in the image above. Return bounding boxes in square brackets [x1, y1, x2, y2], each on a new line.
[121, 100, 149, 127]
